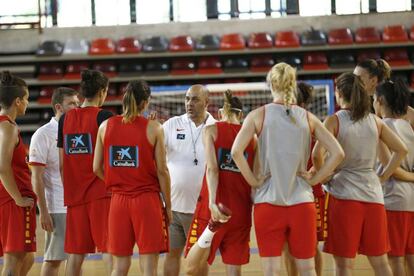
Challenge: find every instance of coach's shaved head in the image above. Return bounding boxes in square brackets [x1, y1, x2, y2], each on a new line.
[185, 84, 209, 126]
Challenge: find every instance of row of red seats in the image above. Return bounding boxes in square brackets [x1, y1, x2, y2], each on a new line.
[36, 48, 414, 80]
[37, 25, 414, 56]
[35, 70, 414, 104]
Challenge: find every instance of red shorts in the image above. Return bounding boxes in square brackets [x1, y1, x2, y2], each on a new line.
[108, 193, 168, 256]
[0, 201, 36, 256]
[386, 210, 414, 257]
[65, 197, 110, 254]
[186, 216, 251, 265]
[324, 196, 390, 258]
[254, 202, 316, 259]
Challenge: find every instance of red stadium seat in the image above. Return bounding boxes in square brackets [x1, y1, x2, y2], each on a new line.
[410, 72, 414, 88]
[171, 59, 196, 75]
[169, 35, 195, 52]
[92, 62, 117, 78]
[38, 64, 64, 80]
[355, 27, 381, 44]
[89, 38, 116, 55]
[197, 57, 223, 74]
[303, 53, 329, 70]
[383, 49, 411, 66]
[356, 50, 381, 63]
[328, 28, 353, 45]
[220, 33, 246, 50]
[38, 87, 54, 103]
[274, 31, 300, 48]
[116, 37, 141, 54]
[64, 62, 89, 79]
[383, 25, 409, 43]
[250, 55, 275, 72]
[410, 25, 414, 40]
[106, 84, 119, 101]
[248, 32, 273, 49]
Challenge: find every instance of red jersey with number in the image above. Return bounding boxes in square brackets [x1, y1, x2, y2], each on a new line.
[62, 107, 109, 206]
[104, 115, 160, 195]
[197, 122, 255, 226]
[0, 116, 36, 206]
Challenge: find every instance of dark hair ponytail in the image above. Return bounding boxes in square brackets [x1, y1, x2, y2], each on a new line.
[222, 90, 243, 118]
[122, 80, 151, 123]
[376, 79, 410, 117]
[336, 72, 370, 122]
[296, 82, 314, 107]
[357, 58, 391, 83]
[0, 71, 27, 109]
[80, 69, 109, 99]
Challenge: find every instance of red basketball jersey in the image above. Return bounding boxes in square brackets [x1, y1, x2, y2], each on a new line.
[62, 107, 109, 206]
[199, 122, 255, 226]
[0, 116, 35, 206]
[103, 115, 160, 195]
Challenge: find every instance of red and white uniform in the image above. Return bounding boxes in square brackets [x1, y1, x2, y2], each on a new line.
[254, 104, 316, 259]
[58, 107, 111, 254]
[324, 110, 389, 258]
[0, 115, 36, 256]
[104, 115, 168, 255]
[185, 122, 254, 265]
[382, 118, 414, 257]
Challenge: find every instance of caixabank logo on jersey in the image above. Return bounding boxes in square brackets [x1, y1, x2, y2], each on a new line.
[109, 145, 138, 168]
[64, 133, 93, 154]
[217, 148, 247, 173]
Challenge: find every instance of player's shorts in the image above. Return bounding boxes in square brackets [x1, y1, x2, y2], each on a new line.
[0, 201, 36, 255]
[65, 197, 110, 254]
[108, 193, 168, 256]
[254, 202, 316, 259]
[386, 210, 414, 257]
[185, 215, 251, 265]
[324, 196, 389, 258]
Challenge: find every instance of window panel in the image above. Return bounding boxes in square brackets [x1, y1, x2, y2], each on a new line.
[58, 0, 92, 27]
[336, 0, 369, 14]
[173, 0, 206, 22]
[377, 0, 411, 12]
[0, 0, 38, 16]
[218, 0, 231, 13]
[299, 0, 331, 16]
[271, 0, 281, 11]
[95, 0, 130, 26]
[239, 0, 266, 12]
[136, 0, 169, 24]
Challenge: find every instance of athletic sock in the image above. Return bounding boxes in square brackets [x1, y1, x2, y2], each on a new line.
[197, 227, 215, 248]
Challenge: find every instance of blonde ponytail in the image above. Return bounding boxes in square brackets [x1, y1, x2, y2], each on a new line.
[266, 62, 297, 123]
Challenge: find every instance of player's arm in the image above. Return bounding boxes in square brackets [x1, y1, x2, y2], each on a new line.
[93, 120, 107, 181]
[31, 165, 54, 231]
[0, 122, 34, 208]
[29, 131, 54, 231]
[303, 113, 344, 186]
[378, 140, 414, 182]
[151, 120, 172, 224]
[376, 117, 408, 182]
[232, 108, 267, 188]
[203, 125, 229, 221]
[312, 115, 337, 171]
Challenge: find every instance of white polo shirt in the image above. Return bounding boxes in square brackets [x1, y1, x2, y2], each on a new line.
[163, 113, 216, 214]
[29, 117, 66, 214]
